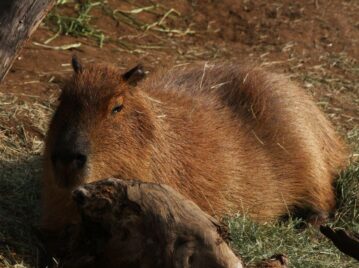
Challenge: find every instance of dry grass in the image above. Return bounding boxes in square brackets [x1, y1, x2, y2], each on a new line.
[46, 0, 105, 46]
[0, 93, 55, 267]
[45, 0, 196, 50]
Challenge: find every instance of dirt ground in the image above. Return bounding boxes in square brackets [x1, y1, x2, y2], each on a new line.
[0, 0, 358, 267]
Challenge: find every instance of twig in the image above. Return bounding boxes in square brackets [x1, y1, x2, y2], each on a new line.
[32, 42, 82, 50]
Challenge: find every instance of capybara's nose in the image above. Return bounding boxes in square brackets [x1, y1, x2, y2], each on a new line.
[51, 152, 87, 171]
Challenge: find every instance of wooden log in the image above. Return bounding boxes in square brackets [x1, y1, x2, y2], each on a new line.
[0, 0, 56, 82]
[58, 178, 244, 268]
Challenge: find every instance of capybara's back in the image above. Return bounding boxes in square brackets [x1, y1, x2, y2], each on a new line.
[41, 61, 348, 231]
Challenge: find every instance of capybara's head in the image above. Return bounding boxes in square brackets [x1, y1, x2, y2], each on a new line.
[46, 57, 152, 188]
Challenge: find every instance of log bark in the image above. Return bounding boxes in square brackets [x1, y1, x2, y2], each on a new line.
[59, 178, 244, 268]
[0, 0, 56, 82]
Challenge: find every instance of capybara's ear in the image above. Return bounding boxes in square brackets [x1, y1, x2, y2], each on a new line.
[122, 64, 145, 86]
[71, 55, 83, 74]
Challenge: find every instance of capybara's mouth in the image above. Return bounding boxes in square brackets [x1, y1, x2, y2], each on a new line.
[50, 148, 90, 188]
[53, 170, 87, 189]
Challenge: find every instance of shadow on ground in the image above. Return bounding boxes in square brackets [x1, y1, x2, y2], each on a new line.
[0, 156, 43, 267]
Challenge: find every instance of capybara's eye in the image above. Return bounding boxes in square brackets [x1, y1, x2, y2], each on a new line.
[112, 104, 123, 115]
[111, 95, 124, 115]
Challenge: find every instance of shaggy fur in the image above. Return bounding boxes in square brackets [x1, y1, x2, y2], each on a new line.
[41, 62, 348, 232]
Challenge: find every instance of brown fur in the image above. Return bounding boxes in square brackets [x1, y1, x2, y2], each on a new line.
[41, 62, 348, 232]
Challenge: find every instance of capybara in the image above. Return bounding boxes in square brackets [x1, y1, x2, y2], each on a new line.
[59, 178, 243, 268]
[41, 59, 348, 233]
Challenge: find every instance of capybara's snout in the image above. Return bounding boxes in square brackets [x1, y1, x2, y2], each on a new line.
[51, 151, 87, 171]
[51, 129, 90, 187]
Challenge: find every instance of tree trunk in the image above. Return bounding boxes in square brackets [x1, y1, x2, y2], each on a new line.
[0, 0, 56, 82]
